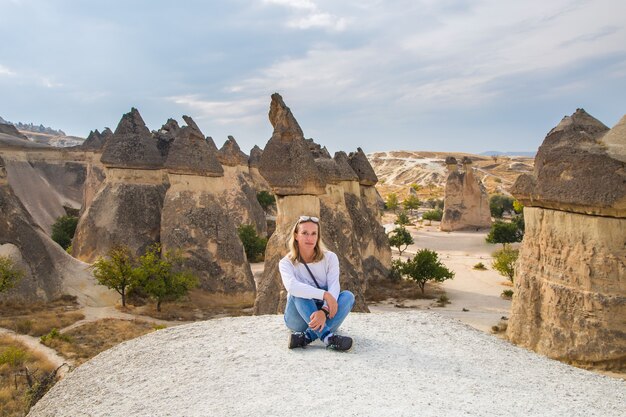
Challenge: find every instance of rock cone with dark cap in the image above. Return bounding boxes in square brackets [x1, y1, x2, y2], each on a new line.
[218, 136, 249, 167]
[507, 108, 626, 371]
[348, 148, 378, 186]
[73, 109, 169, 261]
[259, 93, 325, 196]
[440, 157, 491, 231]
[164, 116, 223, 176]
[253, 94, 390, 315]
[161, 121, 254, 296]
[101, 108, 163, 169]
[82, 129, 105, 150]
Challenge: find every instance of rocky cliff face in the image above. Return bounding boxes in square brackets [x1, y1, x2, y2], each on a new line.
[0, 156, 114, 304]
[507, 109, 626, 370]
[253, 94, 390, 314]
[440, 157, 491, 231]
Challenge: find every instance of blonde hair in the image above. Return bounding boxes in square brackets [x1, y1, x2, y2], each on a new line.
[287, 218, 327, 263]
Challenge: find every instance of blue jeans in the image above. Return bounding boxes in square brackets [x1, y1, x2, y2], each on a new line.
[284, 290, 355, 342]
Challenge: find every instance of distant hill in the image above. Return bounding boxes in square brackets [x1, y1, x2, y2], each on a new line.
[367, 150, 535, 198]
[0, 116, 83, 147]
[480, 150, 536, 157]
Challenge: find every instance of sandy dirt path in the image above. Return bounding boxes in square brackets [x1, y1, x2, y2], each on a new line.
[374, 221, 512, 332]
[0, 328, 70, 376]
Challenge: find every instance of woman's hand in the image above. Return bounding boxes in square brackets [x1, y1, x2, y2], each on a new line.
[323, 291, 338, 318]
[309, 310, 326, 331]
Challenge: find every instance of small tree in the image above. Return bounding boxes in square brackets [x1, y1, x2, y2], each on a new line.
[422, 209, 443, 225]
[394, 210, 411, 226]
[137, 244, 198, 312]
[256, 191, 275, 211]
[402, 194, 421, 215]
[385, 193, 399, 211]
[388, 226, 413, 257]
[51, 215, 78, 249]
[486, 220, 523, 247]
[512, 199, 524, 214]
[489, 194, 515, 218]
[237, 224, 268, 262]
[397, 249, 454, 293]
[0, 255, 24, 293]
[92, 245, 138, 307]
[492, 247, 519, 282]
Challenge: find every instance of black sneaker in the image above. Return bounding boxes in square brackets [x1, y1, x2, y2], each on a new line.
[288, 332, 312, 349]
[326, 334, 353, 351]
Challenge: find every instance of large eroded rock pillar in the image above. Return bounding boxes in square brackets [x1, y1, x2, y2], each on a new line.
[507, 109, 626, 370]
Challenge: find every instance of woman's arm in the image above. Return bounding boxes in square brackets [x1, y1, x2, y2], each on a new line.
[279, 257, 326, 300]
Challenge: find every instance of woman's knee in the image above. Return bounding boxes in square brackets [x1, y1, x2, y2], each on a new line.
[340, 290, 355, 307]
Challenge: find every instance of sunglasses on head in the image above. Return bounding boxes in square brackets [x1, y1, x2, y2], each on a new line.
[298, 215, 319, 223]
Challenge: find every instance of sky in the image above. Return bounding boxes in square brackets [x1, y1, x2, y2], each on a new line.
[1, 0, 625, 155]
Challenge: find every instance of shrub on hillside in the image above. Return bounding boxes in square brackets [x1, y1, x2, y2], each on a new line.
[256, 191, 276, 211]
[237, 224, 268, 262]
[51, 215, 78, 249]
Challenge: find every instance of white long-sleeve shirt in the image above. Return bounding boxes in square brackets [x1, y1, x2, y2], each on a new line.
[279, 251, 340, 304]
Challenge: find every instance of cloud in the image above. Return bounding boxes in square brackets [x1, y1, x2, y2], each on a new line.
[0, 64, 15, 76]
[168, 95, 267, 126]
[263, 0, 348, 31]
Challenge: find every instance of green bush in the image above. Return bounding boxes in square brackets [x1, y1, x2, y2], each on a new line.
[51, 215, 78, 249]
[486, 220, 523, 246]
[501, 289, 514, 299]
[394, 211, 411, 226]
[0, 255, 24, 293]
[40, 328, 72, 343]
[136, 244, 199, 312]
[422, 209, 443, 224]
[92, 245, 139, 308]
[489, 194, 514, 218]
[237, 224, 268, 263]
[0, 346, 28, 366]
[385, 193, 399, 211]
[394, 249, 455, 293]
[256, 191, 276, 211]
[388, 227, 414, 257]
[473, 262, 487, 270]
[402, 195, 420, 213]
[492, 247, 519, 282]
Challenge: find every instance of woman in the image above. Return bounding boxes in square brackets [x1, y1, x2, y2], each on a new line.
[279, 215, 355, 351]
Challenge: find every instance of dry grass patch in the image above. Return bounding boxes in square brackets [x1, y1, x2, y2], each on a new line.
[0, 335, 57, 417]
[0, 296, 84, 337]
[366, 278, 445, 303]
[131, 289, 255, 321]
[40, 319, 159, 366]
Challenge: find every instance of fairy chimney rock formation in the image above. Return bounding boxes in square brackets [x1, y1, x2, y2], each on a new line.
[218, 136, 249, 167]
[440, 156, 491, 231]
[258, 93, 325, 196]
[445, 156, 458, 171]
[254, 95, 390, 315]
[164, 117, 223, 176]
[101, 108, 163, 169]
[507, 109, 626, 370]
[248, 145, 263, 168]
[348, 148, 378, 186]
[73, 109, 168, 261]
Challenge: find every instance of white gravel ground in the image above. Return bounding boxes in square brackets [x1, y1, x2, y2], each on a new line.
[28, 311, 625, 417]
